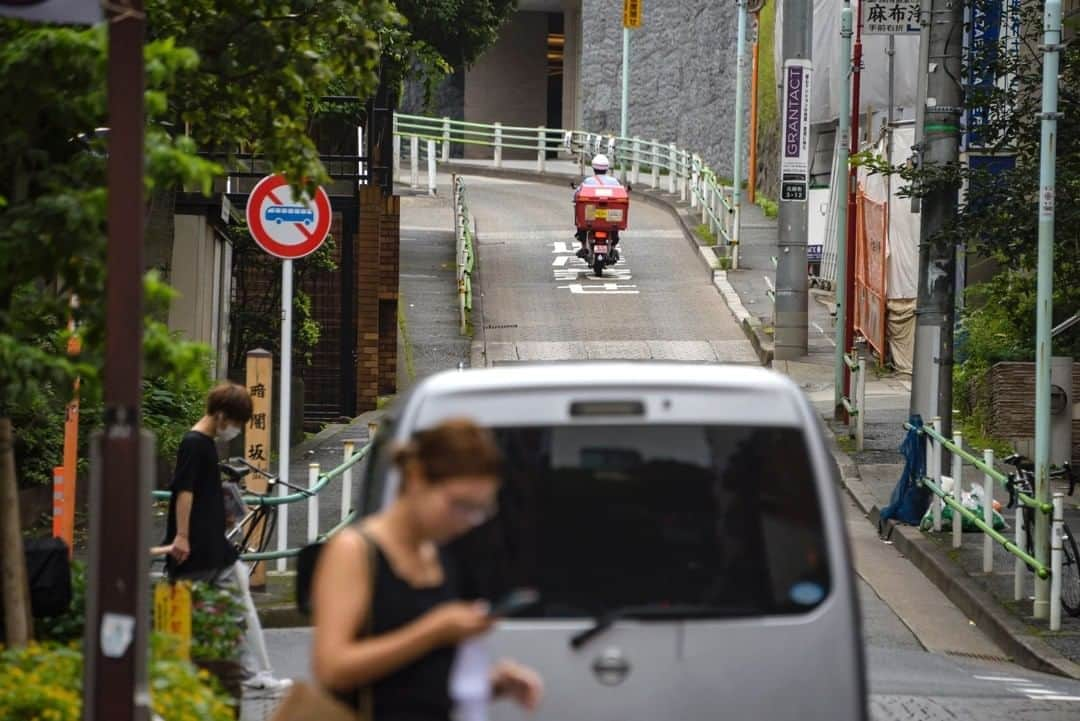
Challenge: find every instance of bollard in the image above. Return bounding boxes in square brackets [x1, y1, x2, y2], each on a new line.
[701, 180, 709, 224]
[679, 152, 688, 202]
[932, 417, 943, 532]
[393, 134, 402, 184]
[494, 122, 503, 168]
[632, 137, 641, 185]
[442, 116, 451, 162]
[1050, 492, 1064, 630]
[427, 139, 437, 196]
[537, 126, 546, 173]
[651, 141, 660, 189]
[308, 463, 320, 542]
[342, 441, 355, 523]
[368, 420, 379, 440]
[1015, 505, 1027, 601]
[855, 358, 867, 451]
[952, 431, 963, 548]
[669, 143, 678, 194]
[983, 449, 995, 573]
[410, 135, 420, 189]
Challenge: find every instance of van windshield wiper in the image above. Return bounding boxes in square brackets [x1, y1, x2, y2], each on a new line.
[569, 603, 759, 650]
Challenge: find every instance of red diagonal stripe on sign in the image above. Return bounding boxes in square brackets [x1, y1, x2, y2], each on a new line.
[266, 188, 316, 241]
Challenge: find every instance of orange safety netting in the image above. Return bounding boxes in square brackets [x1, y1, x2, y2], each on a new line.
[854, 190, 888, 358]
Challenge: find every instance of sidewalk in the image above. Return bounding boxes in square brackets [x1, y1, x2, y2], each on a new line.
[713, 197, 1080, 679]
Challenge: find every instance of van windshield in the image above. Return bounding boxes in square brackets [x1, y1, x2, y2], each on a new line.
[446, 424, 831, 619]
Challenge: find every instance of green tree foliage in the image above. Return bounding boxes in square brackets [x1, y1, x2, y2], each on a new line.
[393, 0, 516, 68]
[865, 2, 1080, 423]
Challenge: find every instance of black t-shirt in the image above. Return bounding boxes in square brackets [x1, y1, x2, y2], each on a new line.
[164, 431, 238, 578]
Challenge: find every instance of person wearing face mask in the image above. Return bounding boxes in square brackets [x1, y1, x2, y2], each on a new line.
[163, 381, 290, 690]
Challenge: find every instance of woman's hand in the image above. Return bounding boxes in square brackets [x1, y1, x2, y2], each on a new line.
[492, 659, 543, 711]
[424, 601, 494, 645]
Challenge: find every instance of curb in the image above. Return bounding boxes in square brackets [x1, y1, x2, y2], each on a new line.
[824, 422, 1080, 681]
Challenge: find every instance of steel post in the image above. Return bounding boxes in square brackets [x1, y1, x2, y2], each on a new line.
[733, 0, 748, 260]
[1033, 0, 1062, 620]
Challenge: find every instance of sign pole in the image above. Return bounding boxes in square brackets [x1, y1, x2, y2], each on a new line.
[1033, 0, 1062, 620]
[277, 259, 292, 573]
[774, 0, 813, 360]
[834, 2, 854, 419]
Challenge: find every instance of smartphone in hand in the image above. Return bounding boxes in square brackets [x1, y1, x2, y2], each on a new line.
[489, 588, 540, 618]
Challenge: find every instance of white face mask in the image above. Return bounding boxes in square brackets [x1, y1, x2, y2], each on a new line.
[217, 424, 241, 442]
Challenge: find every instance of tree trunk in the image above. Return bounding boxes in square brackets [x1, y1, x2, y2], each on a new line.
[0, 417, 32, 646]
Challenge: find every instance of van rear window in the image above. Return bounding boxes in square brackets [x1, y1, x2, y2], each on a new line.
[447, 424, 831, 618]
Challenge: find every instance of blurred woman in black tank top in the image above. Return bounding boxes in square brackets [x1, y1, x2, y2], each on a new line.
[310, 419, 543, 721]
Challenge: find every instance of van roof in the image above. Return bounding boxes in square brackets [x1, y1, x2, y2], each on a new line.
[415, 361, 795, 396]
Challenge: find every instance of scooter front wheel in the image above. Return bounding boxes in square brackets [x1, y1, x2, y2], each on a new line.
[593, 256, 604, 277]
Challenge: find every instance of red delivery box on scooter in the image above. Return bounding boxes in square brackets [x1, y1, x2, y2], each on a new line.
[574, 184, 630, 232]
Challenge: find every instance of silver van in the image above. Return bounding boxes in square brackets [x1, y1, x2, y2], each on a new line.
[359, 363, 866, 721]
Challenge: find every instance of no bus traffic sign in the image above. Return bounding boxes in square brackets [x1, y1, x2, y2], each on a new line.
[245, 174, 332, 260]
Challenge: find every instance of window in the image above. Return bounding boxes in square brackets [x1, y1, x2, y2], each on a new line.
[446, 424, 830, 619]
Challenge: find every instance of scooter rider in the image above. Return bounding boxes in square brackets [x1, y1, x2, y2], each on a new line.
[574, 154, 622, 260]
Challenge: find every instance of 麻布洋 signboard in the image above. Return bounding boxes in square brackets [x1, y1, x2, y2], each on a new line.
[864, 0, 920, 34]
[245, 174, 332, 260]
[0, 0, 101, 24]
[780, 59, 812, 203]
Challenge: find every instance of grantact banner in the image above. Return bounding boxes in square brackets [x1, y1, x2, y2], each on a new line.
[0, 0, 102, 24]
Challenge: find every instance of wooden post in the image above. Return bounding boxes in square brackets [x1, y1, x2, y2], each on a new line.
[0, 417, 32, 646]
[244, 349, 273, 588]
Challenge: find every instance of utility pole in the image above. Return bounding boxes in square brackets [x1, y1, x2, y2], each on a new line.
[842, 0, 863, 403]
[620, 0, 641, 180]
[774, 0, 813, 360]
[833, 2, 854, 418]
[84, 2, 152, 720]
[909, 0, 964, 439]
[1032, 0, 1063, 621]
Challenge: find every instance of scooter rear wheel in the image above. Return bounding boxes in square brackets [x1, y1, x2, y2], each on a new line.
[593, 258, 604, 277]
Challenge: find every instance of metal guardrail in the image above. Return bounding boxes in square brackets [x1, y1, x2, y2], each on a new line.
[151, 440, 371, 561]
[392, 113, 738, 264]
[905, 419, 1068, 629]
[453, 176, 476, 334]
[841, 353, 866, 451]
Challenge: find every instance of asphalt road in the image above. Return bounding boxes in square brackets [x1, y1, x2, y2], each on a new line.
[256, 175, 1080, 719]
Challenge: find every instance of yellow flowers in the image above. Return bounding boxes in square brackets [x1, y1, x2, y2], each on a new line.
[0, 638, 233, 721]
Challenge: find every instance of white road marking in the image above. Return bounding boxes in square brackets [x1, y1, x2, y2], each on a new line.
[973, 676, 1031, 682]
[555, 267, 633, 282]
[552, 255, 570, 267]
[552, 241, 571, 254]
[811, 322, 837, 347]
[558, 283, 639, 295]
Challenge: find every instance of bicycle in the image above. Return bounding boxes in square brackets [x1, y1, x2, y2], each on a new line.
[221, 457, 314, 575]
[1003, 453, 1080, 616]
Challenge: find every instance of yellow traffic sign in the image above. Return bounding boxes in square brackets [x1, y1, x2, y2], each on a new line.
[154, 581, 192, 660]
[623, 0, 642, 28]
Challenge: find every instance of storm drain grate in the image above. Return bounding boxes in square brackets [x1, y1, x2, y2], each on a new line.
[944, 650, 1013, 664]
[485, 323, 518, 330]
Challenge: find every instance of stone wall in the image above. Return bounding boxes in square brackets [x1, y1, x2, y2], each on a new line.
[580, 0, 744, 176]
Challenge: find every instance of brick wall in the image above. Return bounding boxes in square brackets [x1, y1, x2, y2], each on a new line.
[356, 186, 383, 410]
[378, 194, 400, 396]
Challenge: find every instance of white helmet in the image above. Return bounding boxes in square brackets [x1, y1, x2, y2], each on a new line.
[591, 154, 611, 173]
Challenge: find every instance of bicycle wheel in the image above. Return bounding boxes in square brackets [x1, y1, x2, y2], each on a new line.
[1060, 522, 1080, 617]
